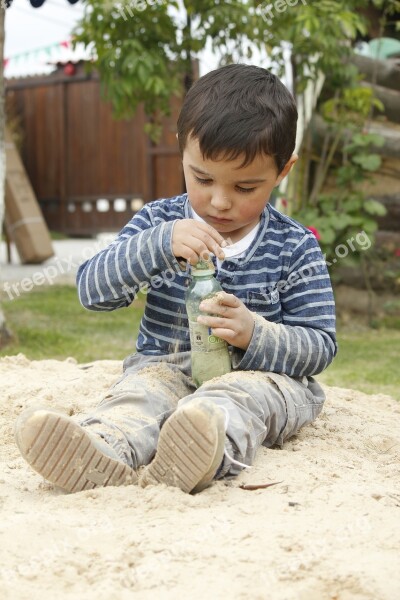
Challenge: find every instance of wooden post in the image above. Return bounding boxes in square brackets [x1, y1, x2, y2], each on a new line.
[59, 81, 67, 234]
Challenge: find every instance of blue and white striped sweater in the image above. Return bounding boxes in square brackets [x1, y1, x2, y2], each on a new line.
[77, 193, 337, 377]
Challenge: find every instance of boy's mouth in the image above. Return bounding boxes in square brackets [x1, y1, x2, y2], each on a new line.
[208, 216, 232, 224]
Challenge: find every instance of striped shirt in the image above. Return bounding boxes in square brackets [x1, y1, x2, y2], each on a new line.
[77, 193, 337, 377]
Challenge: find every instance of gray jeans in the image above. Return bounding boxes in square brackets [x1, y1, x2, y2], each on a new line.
[80, 352, 325, 478]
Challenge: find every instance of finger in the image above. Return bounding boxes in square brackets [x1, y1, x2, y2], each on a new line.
[195, 221, 227, 247]
[194, 235, 225, 262]
[214, 292, 240, 306]
[193, 223, 227, 259]
[199, 302, 230, 317]
[197, 315, 230, 329]
[218, 304, 230, 316]
[179, 230, 216, 260]
[199, 293, 239, 311]
[218, 292, 243, 308]
[177, 244, 202, 266]
[208, 327, 237, 344]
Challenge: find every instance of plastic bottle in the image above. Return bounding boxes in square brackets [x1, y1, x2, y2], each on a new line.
[185, 258, 232, 386]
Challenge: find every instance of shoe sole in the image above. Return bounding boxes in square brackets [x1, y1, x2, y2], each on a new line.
[140, 400, 225, 494]
[15, 408, 137, 493]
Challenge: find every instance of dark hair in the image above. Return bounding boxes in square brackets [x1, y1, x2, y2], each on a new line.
[177, 64, 298, 174]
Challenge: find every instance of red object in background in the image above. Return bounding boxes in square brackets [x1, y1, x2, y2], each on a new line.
[307, 226, 321, 241]
[394, 248, 400, 258]
[63, 63, 76, 77]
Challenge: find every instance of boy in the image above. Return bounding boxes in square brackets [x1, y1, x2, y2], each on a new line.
[15, 64, 337, 494]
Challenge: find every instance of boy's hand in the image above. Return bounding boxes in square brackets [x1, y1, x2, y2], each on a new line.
[172, 219, 227, 265]
[197, 292, 255, 351]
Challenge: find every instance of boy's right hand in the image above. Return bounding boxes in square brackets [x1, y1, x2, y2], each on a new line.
[172, 219, 227, 265]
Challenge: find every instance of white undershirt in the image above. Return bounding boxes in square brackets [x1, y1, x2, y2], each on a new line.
[190, 207, 260, 269]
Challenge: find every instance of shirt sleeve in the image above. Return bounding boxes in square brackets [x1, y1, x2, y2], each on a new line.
[232, 232, 338, 376]
[76, 206, 182, 311]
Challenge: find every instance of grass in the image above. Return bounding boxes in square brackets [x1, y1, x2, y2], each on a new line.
[0, 285, 144, 363]
[318, 327, 400, 401]
[49, 231, 72, 240]
[1, 284, 399, 400]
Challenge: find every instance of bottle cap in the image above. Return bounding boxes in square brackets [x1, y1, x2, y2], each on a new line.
[192, 258, 215, 273]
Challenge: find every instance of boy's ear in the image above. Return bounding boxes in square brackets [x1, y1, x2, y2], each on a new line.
[276, 154, 298, 185]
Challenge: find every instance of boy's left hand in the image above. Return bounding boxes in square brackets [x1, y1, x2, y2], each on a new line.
[197, 292, 255, 350]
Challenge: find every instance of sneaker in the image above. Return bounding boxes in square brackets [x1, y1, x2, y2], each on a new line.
[15, 407, 137, 493]
[139, 398, 225, 494]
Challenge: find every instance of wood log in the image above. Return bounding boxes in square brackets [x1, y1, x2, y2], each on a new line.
[311, 114, 400, 158]
[375, 196, 400, 233]
[310, 117, 400, 233]
[376, 230, 400, 250]
[350, 54, 400, 92]
[334, 284, 395, 311]
[361, 82, 400, 123]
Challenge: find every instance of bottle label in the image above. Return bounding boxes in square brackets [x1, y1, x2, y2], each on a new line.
[188, 321, 226, 352]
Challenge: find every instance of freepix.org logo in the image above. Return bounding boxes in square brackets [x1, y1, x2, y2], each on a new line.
[115, 0, 158, 21]
[257, 0, 308, 24]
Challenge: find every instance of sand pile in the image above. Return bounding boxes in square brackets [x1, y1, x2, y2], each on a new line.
[1, 354, 399, 600]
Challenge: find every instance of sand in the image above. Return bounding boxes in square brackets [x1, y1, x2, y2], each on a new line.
[1, 354, 399, 600]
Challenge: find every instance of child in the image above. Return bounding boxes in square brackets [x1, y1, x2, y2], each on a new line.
[15, 64, 337, 494]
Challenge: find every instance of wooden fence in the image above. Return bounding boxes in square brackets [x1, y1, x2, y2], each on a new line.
[6, 63, 184, 236]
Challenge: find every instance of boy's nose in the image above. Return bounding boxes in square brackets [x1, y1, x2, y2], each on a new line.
[210, 193, 231, 211]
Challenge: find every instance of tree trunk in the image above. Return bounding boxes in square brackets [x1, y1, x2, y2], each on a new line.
[0, 6, 13, 349]
[350, 54, 400, 92]
[374, 195, 400, 233]
[361, 82, 400, 124]
[312, 114, 400, 158]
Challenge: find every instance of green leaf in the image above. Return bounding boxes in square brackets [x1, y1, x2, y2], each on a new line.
[331, 214, 353, 230]
[352, 154, 381, 171]
[348, 215, 364, 226]
[336, 165, 358, 185]
[347, 133, 385, 148]
[364, 199, 387, 216]
[362, 218, 378, 234]
[372, 98, 385, 113]
[319, 227, 336, 244]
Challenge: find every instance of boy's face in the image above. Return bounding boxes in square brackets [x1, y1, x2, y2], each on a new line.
[182, 136, 297, 242]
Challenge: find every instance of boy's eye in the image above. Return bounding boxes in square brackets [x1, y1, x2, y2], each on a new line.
[236, 186, 256, 194]
[194, 175, 212, 186]
[194, 175, 256, 194]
